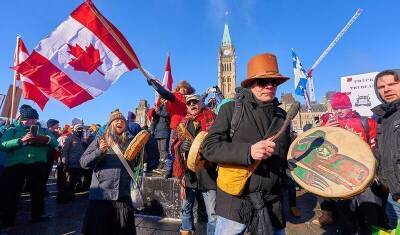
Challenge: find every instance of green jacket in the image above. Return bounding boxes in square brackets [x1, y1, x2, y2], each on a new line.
[0, 123, 58, 167]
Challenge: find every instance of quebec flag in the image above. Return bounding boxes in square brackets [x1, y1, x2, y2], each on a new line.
[295, 78, 308, 96]
[292, 49, 308, 96]
[292, 49, 311, 109]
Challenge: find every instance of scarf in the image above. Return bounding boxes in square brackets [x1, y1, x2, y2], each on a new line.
[181, 108, 216, 132]
[172, 108, 216, 178]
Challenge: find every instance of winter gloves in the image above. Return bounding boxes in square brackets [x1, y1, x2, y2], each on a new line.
[180, 140, 192, 153]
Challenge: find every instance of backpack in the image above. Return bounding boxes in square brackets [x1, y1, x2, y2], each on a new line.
[229, 87, 285, 139]
[229, 88, 246, 138]
[217, 88, 285, 196]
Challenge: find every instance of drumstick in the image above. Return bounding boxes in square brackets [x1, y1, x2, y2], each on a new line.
[248, 101, 301, 173]
[268, 101, 301, 142]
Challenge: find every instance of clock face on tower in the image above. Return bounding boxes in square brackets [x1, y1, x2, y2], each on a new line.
[223, 49, 231, 56]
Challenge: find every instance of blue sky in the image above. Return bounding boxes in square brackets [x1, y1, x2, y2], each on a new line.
[0, 0, 399, 125]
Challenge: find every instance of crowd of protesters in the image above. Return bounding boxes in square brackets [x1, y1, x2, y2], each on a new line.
[0, 53, 399, 235]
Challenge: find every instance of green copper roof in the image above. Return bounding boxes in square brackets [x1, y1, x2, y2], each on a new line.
[221, 24, 232, 46]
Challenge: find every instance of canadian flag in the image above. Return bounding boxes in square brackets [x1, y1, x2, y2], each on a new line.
[14, 1, 140, 108]
[15, 37, 49, 110]
[154, 55, 174, 105]
[162, 55, 173, 91]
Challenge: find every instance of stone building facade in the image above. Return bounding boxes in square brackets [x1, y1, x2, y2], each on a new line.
[134, 99, 151, 127]
[280, 92, 334, 133]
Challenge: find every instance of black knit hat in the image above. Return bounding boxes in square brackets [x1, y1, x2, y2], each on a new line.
[19, 105, 39, 120]
[47, 119, 59, 128]
[19, 104, 32, 112]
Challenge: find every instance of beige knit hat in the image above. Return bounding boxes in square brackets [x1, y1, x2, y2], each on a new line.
[108, 109, 126, 124]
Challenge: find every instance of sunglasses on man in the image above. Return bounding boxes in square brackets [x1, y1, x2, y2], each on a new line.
[255, 79, 278, 87]
[186, 100, 199, 106]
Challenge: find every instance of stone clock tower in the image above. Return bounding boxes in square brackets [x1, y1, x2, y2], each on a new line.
[218, 24, 236, 99]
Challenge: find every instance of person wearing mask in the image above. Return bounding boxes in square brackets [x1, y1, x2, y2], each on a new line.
[61, 124, 86, 201]
[0, 105, 58, 231]
[80, 109, 137, 235]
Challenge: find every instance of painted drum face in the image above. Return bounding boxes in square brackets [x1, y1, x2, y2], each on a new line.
[288, 127, 376, 199]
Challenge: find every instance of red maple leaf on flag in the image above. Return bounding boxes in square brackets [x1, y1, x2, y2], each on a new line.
[68, 43, 103, 75]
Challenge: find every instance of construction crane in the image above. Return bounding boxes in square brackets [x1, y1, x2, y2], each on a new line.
[305, 8, 363, 102]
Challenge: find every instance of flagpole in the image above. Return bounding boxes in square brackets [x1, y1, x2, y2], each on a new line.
[86, 1, 152, 81]
[9, 35, 21, 125]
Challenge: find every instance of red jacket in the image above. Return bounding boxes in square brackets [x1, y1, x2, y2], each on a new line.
[166, 92, 187, 130]
[321, 111, 377, 149]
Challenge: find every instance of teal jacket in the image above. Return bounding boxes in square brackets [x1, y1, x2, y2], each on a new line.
[0, 123, 58, 167]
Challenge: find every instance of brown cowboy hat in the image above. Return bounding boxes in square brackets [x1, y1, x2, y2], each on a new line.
[241, 53, 290, 88]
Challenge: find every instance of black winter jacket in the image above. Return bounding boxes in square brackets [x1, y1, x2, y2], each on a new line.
[372, 69, 400, 201]
[201, 88, 291, 227]
[150, 104, 171, 139]
[372, 100, 400, 200]
[181, 119, 217, 191]
[62, 134, 85, 169]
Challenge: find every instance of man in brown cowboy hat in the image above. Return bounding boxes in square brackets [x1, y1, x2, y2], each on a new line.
[202, 53, 292, 235]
